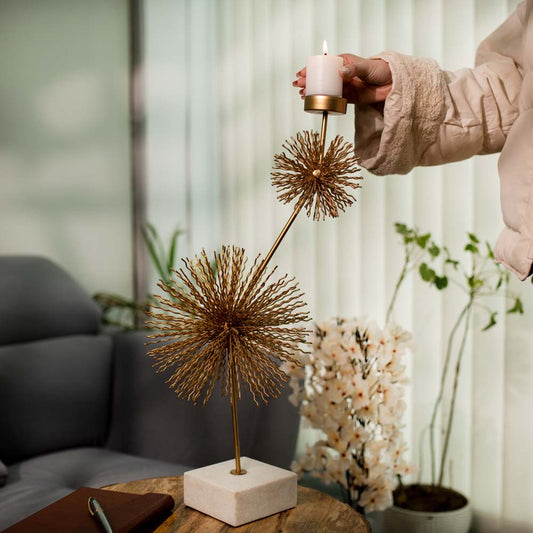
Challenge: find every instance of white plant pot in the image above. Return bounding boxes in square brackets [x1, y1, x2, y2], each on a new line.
[382, 502, 472, 533]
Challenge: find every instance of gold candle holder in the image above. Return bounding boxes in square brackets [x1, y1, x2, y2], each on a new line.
[304, 93, 347, 167]
[147, 86, 359, 482]
[304, 94, 347, 115]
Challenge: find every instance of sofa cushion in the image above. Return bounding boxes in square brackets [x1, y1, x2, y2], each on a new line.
[0, 256, 101, 345]
[0, 336, 113, 464]
[0, 447, 188, 531]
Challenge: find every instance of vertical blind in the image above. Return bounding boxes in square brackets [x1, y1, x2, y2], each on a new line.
[143, 1, 532, 530]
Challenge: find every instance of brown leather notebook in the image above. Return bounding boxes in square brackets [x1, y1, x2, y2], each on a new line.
[3, 486, 175, 533]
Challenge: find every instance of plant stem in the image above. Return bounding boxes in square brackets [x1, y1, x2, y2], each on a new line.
[438, 296, 473, 486]
[345, 472, 353, 507]
[428, 303, 469, 485]
[386, 253, 410, 323]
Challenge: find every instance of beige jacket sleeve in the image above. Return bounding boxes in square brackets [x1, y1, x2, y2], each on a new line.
[354, 3, 525, 176]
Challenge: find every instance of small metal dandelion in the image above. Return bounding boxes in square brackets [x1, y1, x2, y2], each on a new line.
[271, 130, 362, 221]
[146, 245, 309, 407]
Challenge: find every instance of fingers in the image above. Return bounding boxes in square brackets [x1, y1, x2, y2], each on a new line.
[292, 77, 306, 88]
[293, 67, 307, 98]
[293, 67, 306, 87]
[292, 78, 305, 98]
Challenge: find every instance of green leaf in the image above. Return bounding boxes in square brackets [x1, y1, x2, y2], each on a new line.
[142, 225, 166, 280]
[428, 243, 440, 258]
[464, 243, 479, 254]
[468, 233, 480, 244]
[435, 276, 448, 290]
[395, 223, 409, 236]
[419, 263, 435, 283]
[485, 241, 495, 260]
[445, 258, 460, 269]
[144, 221, 158, 241]
[482, 311, 497, 331]
[467, 276, 483, 290]
[416, 233, 431, 249]
[508, 298, 524, 315]
[167, 228, 183, 273]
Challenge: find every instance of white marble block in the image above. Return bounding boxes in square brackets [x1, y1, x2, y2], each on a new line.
[184, 456, 297, 526]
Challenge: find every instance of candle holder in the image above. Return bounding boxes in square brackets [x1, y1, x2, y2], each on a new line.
[147, 71, 360, 528]
[303, 94, 347, 115]
[302, 94, 347, 178]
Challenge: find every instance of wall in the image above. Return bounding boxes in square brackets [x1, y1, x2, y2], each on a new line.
[0, 0, 132, 297]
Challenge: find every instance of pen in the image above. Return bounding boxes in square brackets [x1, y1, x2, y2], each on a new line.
[88, 496, 113, 533]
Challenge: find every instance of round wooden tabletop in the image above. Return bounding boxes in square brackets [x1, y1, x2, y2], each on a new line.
[105, 476, 371, 532]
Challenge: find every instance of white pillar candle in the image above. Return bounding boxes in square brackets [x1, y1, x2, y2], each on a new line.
[305, 41, 343, 97]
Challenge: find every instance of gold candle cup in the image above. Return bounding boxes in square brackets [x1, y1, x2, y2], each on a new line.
[304, 94, 347, 115]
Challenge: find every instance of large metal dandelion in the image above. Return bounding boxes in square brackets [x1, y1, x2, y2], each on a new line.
[271, 130, 362, 221]
[146, 246, 309, 407]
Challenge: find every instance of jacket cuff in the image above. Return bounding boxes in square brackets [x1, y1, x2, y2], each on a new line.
[494, 227, 533, 281]
[354, 52, 446, 175]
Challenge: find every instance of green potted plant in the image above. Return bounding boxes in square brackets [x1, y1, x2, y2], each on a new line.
[93, 223, 184, 330]
[383, 223, 524, 533]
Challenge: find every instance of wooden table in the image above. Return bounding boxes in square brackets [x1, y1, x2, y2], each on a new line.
[105, 476, 371, 532]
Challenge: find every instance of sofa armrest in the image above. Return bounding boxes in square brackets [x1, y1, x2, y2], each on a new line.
[106, 331, 299, 469]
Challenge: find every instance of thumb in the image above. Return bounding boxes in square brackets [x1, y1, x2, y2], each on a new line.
[339, 60, 371, 80]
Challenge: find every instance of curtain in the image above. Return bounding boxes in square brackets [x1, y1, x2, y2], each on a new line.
[142, 1, 532, 531]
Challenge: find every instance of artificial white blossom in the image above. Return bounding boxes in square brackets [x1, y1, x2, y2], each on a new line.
[285, 317, 415, 514]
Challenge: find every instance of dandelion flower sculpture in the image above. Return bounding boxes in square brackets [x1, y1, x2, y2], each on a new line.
[146, 246, 310, 408]
[146, 113, 362, 480]
[271, 130, 362, 221]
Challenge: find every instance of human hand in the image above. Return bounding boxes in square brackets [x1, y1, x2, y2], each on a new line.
[292, 53, 392, 105]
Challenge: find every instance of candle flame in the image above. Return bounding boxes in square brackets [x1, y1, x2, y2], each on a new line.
[322, 40, 328, 55]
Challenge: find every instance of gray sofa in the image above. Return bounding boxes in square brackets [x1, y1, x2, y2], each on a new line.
[0, 256, 300, 530]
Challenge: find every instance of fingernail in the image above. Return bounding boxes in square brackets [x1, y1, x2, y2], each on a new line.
[340, 66, 351, 76]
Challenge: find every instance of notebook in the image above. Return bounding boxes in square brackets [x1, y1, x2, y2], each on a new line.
[3, 486, 175, 532]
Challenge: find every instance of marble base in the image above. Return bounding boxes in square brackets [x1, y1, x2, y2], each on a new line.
[184, 457, 297, 526]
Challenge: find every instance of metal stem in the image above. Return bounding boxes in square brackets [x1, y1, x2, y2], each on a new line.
[319, 111, 328, 163]
[229, 341, 246, 475]
[255, 111, 330, 280]
[257, 206, 301, 280]
[227, 111, 331, 476]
